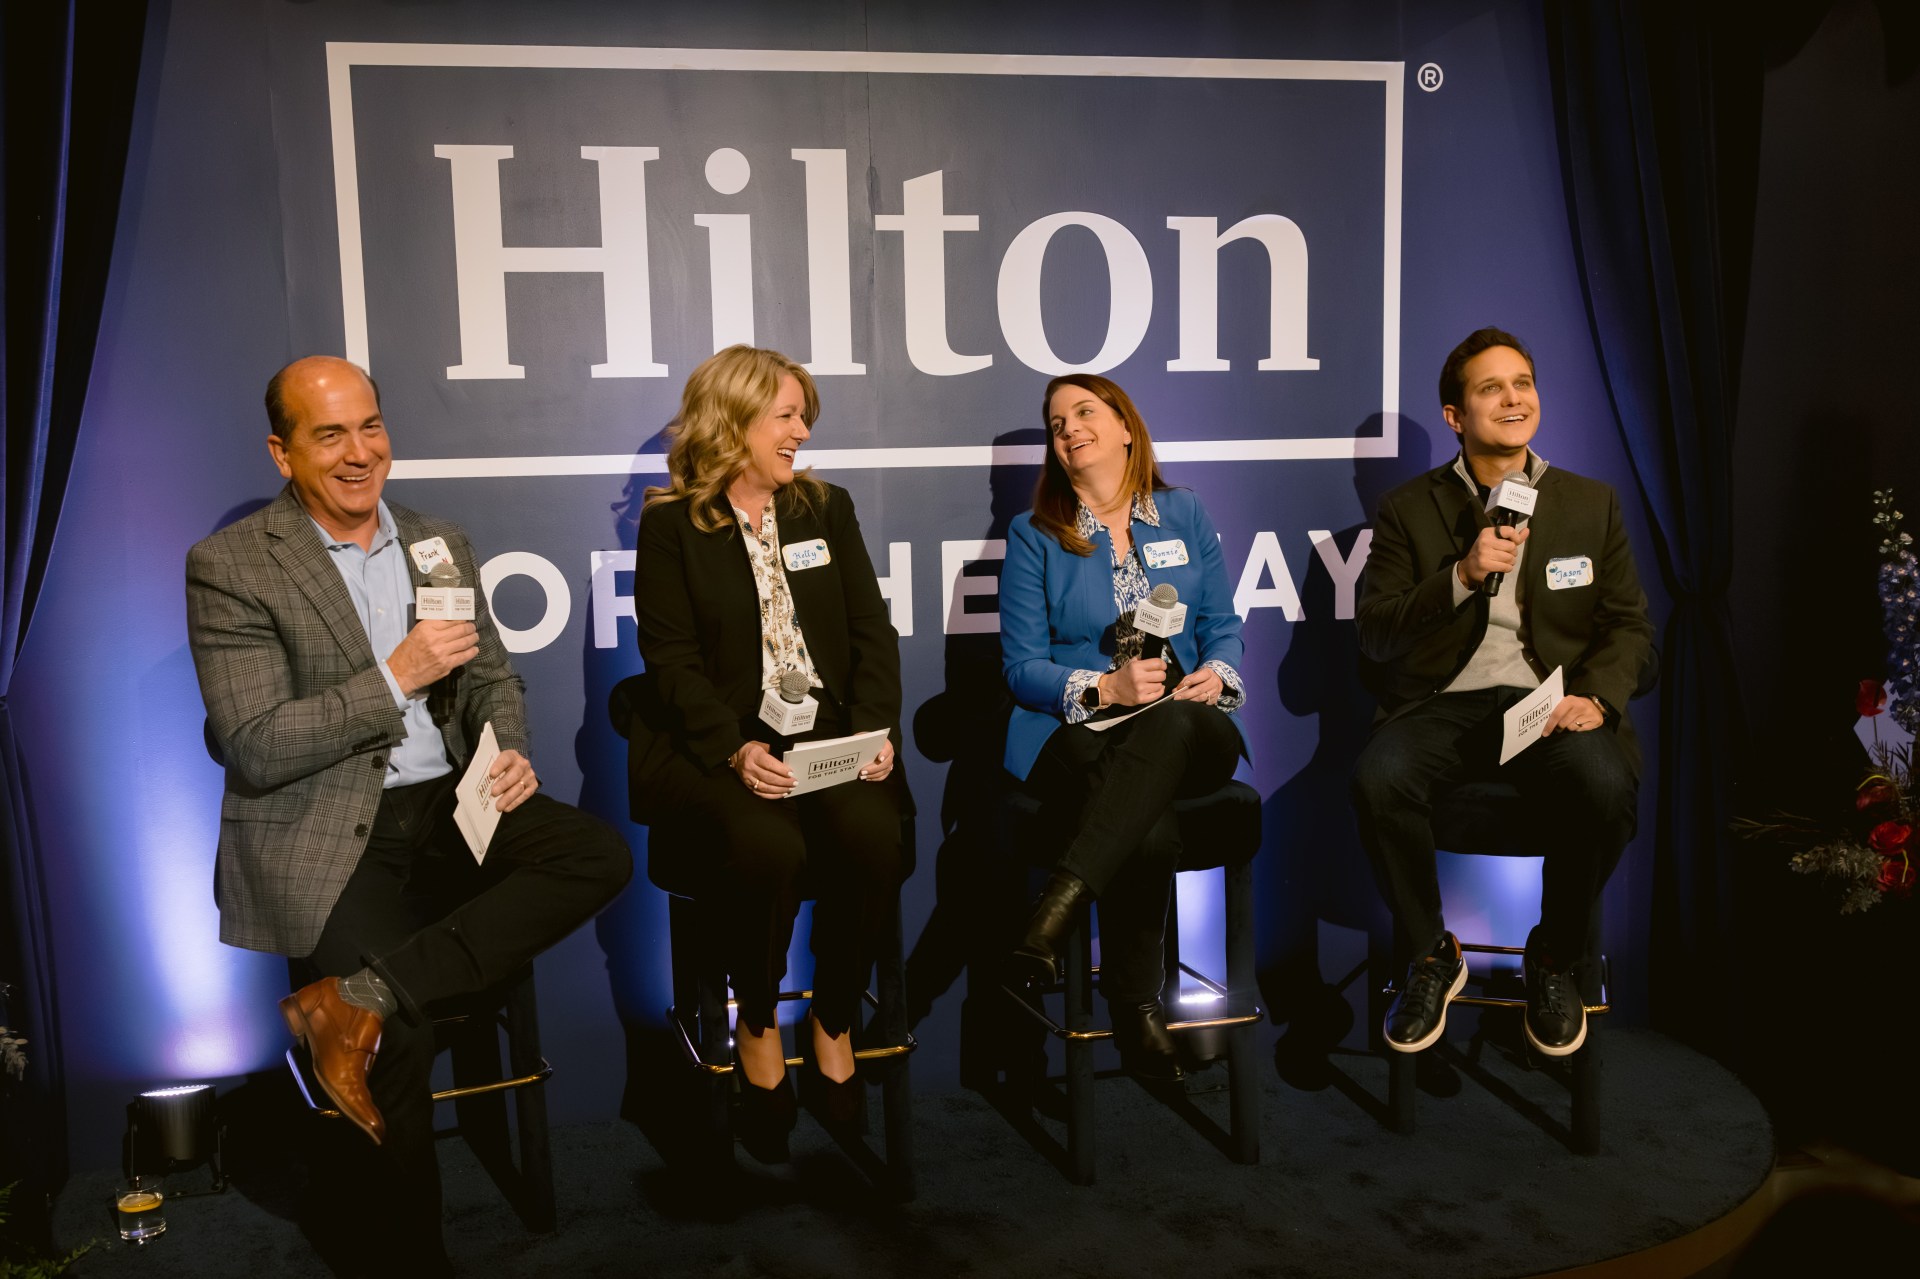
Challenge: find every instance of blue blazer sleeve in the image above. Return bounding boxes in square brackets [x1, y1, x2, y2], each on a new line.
[1000, 512, 1078, 714]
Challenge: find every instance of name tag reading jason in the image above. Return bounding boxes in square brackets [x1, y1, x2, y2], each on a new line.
[1546, 556, 1595, 590]
[783, 539, 831, 572]
[1141, 539, 1189, 569]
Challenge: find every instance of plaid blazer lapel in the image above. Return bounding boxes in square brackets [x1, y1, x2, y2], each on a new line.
[260, 486, 378, 672]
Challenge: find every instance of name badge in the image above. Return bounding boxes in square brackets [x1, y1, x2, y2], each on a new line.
[1546, 555, 1595, 590]
[409, 537, 453, 574]
[783, 538, 831, 572]
[1142, 539, 1189, 569]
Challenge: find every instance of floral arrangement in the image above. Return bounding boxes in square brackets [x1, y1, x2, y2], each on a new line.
[1736, 491, 1919, 914]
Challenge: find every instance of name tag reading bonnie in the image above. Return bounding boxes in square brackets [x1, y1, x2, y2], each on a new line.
[783, 539, 831, 572]
[1142, 539, 1189, 569]
[1546, 556, 1595, 590]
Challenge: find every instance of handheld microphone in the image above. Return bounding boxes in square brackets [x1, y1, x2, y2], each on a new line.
[1482, 471, 1537, 598]
[416, 561, 476, 724]
[1133, 583, 1189, 691]
[759, 670, 819, 736]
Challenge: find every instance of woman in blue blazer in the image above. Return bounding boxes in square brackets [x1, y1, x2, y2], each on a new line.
[1001, 374, 1249, 1082]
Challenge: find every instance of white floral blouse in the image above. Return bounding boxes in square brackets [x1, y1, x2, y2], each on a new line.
[733, 499, 825, 693]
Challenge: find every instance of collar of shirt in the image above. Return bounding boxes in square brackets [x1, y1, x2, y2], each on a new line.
[1072, 490, 1161, 543]
[307, 500, 400, 556]
[1451, 448, 1548, 498]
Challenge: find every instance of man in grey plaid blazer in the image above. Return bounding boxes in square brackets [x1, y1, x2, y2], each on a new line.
[186, 356, 630, 1272]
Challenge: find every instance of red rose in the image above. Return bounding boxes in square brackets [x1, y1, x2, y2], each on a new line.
[1858, 679, 1889, 717]
[1877, 854, 1915, 898]
[1868, 821, 1912, 854]
[1857, 780, 1898, 811]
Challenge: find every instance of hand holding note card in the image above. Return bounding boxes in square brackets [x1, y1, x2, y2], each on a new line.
[783, 729, 890, 796]
[1500, 667, 1564, 765]
[453, 721, 503, 862]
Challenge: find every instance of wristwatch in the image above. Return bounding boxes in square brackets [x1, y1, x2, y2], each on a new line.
[1080, 676, 1107, 712]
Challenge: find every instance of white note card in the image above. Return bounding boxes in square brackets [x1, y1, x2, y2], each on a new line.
[454, 721, 503, 862]
[783, 729, 890, 796]
[1500, 667, 1564, 765]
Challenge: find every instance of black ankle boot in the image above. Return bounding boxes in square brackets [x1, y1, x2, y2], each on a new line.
[734, 1048, 797, 1164]
[1009, 871, 1090, 985]
[1109, 999, 1183, 1085]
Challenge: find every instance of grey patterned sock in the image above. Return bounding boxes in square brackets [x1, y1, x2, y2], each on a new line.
[336, 969, 397, 1020]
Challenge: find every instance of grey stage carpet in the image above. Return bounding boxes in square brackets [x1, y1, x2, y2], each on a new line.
[53, 1026, 1770, 1278]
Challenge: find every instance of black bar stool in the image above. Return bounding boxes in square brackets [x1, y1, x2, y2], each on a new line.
[1377, 780, 1608, 1153]
[996, 778, 1263, 1185]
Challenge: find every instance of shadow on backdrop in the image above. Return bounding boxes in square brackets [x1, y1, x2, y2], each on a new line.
[1260, 413, 1437, 1090]
[905, 429, 1042, 1087]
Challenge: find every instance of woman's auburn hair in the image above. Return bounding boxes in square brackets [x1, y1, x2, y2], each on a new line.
[1030, 374, 1167, 557]
[644, 344, 827, 532]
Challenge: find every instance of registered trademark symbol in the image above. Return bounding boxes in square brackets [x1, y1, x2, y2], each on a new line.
[1417, 63, 1444, 92]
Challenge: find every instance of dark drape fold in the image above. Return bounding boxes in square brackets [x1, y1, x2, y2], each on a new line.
[1, 0, 149, 1222]
[1544, 1, 1763, 1052]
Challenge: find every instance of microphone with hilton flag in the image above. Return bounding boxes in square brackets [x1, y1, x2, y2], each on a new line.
[1482, 470, 1537, 598]
[762, 670, 888, 796]
[1086, 583, 1188, 734]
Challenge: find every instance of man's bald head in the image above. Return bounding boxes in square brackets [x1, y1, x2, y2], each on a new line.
[265, 356, 381, 441]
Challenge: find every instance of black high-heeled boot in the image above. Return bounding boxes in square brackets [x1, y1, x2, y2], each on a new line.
[802, 1014, 864, 1127]
[1109, 998, 1183, 1085]
[734, 1047, 797, 1164]
[1008, 871, 1091, 985]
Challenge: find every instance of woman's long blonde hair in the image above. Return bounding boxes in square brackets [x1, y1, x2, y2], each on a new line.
[644, 345, 827, 532]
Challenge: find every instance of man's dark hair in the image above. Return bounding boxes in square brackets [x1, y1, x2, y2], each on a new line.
[264, 361, 381, 439]
[1438, 327, 1534, 411]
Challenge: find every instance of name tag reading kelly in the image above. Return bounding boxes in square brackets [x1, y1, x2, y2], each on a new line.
[1500, 667, 1564, 765]
[415, 585, 476, 621]
[1546, 556, 1595, 590]
[783, 539, 831, 572]
[409, 537, 453, 575]
[1142, 539, 1189, 569]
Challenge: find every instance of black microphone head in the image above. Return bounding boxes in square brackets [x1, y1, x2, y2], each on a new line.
[1148, 583, 1179, 607]
[778, 671, 811, 703]
[428, 561, 462, 587]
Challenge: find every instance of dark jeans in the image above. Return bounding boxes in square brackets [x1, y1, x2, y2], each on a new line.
[299, 776, 631, 1272]
[659, 767, 904, 1034]
[1025, 699, 1242, 1003]
[1350, 686, 1638, 963]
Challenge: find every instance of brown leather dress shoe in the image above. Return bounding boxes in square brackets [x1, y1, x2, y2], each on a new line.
[280, 977, 386, 1145]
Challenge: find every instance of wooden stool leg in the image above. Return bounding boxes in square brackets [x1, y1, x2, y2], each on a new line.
[1225, 859, 1260, 1164]
[505, 975, 556, 1232]
[1064, 902, 1096, 1186]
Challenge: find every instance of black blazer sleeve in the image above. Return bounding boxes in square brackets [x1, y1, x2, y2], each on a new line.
[823, 489, 903, 735]
[633, 498, 751, 773]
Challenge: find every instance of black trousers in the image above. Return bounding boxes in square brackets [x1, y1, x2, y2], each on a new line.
[1350, 685, 1638, 963]
[1025, 700, 1242, 1004]
[661, 765, 904, 1035]
[299, 775, 631, 1273]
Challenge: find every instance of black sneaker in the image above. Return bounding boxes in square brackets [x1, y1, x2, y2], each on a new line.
[1523, 948, 1587, 1057]
[1384, 933, 1467, 1053]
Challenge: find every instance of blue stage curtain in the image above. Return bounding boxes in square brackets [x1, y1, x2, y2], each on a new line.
[1, 0, 149, 1221]
[1542, 2, 1764, 1051]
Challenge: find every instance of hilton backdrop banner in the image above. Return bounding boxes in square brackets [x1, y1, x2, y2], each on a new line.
[12, 0, 1665, 1162]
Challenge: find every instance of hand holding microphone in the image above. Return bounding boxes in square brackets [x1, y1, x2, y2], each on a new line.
[1460, 471, 1538, 596]
[1105, 584, 1188, 706]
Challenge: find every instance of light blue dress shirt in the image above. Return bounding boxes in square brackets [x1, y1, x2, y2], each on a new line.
[308, 501, 453, 788]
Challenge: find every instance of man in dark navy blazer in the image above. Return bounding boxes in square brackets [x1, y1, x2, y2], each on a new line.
[1351, 328, 1655, 1060]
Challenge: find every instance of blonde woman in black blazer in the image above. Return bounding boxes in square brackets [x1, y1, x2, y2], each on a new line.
[632, 345, 908, 1162]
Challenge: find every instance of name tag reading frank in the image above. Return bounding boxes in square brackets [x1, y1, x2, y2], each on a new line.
[783, 539, 831, 572]
[1141, 539, 1189, 569]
